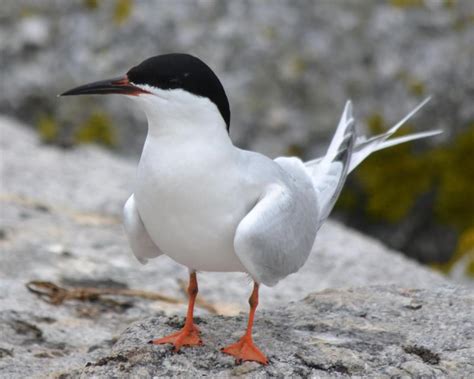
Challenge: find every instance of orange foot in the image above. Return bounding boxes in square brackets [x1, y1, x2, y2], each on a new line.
[221, 336, 268, 365]
[149, 324, 202, 352]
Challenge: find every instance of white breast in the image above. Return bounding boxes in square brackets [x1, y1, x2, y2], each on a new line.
[134, 132, 257, 272]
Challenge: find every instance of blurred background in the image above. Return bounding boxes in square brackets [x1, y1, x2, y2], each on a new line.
[1, 0, 473, 281]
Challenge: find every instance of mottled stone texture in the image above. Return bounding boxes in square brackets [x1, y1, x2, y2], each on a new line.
[80, 286, 474, 378]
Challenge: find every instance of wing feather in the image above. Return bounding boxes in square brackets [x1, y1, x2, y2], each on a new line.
[123, 194, 163, 264]
[234, 162, 318, 287]
[303, 98, 441, 225]
[306, 101, 356, 227]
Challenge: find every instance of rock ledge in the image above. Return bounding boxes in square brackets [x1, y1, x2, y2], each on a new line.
[77, 285, 473, 378]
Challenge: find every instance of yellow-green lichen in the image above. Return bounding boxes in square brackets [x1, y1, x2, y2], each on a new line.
[457, 228, 474, 277]
[74, 111, 117, 147]
[433, 227, 474, 276]
[443, 0, 457, 9]
[286, 143, 304, 158]
[349, 118, 474, 227]
[398, 72, 426, 97]
[336, 188, 359, 210]
[289, 57, 307, 76]
[37, 115, 59, 143]
[354, 114, 433, 222]
[19, 6, 37, 18]
[356, 134, 433, 222]
[83, 0, 99, 10]
[262, 25, 277, 40]
[433, 126, 474, 230]
[113, 0, 133, 25]
[366, 112, 385, 134]
[389, 0, 425, 8]
[408, 78, 425, 97]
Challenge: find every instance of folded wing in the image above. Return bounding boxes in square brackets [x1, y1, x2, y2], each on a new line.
[234, 159, 318, 286]
[123, 194, 163, 264]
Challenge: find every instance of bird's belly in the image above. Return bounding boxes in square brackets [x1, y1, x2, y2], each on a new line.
[134, 171, 248, 272]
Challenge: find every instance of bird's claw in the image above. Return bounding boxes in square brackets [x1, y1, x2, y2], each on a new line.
[221, 336, 268, 365]
[150, 324, 202, 352]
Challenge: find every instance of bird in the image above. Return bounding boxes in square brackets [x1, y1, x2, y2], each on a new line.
[61, 53, 441, 365]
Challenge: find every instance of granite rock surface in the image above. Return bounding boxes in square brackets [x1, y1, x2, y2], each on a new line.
[80, 286, 474, 378]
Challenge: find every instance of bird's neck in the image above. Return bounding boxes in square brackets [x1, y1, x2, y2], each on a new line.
[134, 92, 232, 146]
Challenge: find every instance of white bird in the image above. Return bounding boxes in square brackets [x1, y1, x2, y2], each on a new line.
[61, 53, 441, 365]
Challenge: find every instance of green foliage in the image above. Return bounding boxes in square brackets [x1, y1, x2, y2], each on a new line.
[37, 115, 59, 143]
[74, 111, 117, 147]
[339, 116, 474, 277]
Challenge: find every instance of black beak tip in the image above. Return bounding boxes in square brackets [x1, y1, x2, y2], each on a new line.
[58, 76, 143, 97]
[58, 86, 92, 97]
[58, 89, 77, 97]
[58, 88, 79, 97]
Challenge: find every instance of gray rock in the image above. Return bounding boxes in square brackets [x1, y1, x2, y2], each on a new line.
[0, 116, 467, 378]
[78, 286, 474, 378]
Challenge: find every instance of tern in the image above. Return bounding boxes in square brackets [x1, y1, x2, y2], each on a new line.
[61, 53, 441, 365]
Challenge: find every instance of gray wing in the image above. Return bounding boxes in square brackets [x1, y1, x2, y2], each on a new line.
[123, 194, 163, 264]
[234, 158, 319, 287]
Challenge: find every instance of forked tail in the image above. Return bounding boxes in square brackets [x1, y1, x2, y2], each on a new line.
[305, 98, 441, 228]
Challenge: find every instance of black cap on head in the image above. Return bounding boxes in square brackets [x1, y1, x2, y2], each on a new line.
[127, 54, 231, 131]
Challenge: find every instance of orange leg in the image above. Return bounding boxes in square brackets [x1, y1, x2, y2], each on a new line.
[221, 282, 268, 365]
[149, 271, 202, 351]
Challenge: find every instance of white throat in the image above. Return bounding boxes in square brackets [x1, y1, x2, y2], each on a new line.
[130, 85, 230, 142]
